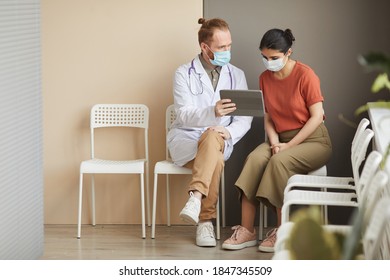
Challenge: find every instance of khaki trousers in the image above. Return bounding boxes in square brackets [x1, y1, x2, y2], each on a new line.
[184, 130, 225, 221]
[236, 123, 332, 210]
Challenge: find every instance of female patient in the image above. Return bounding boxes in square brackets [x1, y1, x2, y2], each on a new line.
[222, 28, 332, 253]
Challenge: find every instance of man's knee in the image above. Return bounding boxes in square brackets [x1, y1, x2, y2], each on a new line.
[200, 129, 221, 142]
[198, 130, 224, 152]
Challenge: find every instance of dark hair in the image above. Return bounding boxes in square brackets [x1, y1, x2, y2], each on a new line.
[259, 28, 295, 53]
[197, 18, 230, 45]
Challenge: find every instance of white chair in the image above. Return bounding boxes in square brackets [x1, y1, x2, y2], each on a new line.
[281, 128, 375, 224]
[151, 104, 223, 239]
[283, 118, 370, 194]
[269, 118, 372, 239]
[275, 152, 384, 253]
[77, 104, 149, 239]
[273, 170, 389, 259]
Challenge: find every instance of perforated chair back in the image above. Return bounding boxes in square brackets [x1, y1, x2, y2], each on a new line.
[90, 104, 149, 159]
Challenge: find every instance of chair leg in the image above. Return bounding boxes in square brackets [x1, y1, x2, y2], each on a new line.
[145, 162, 151, 227]
[140, 173, 146, 239]
[91, 174, 96, 226]
[77, 173, 83, 239]
[323, 188, 328, 225]
[151, 172, 158, 239]
[216, 197, 220, 240]
[221, 169, 226, 228]
[259, 202, 264, 240]
[166, 175, 171, 227]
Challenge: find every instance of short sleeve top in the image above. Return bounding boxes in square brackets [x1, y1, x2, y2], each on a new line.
[259, 61, 324, 133]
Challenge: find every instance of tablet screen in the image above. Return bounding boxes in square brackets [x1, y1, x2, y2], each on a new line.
[219, 89, 264, 117]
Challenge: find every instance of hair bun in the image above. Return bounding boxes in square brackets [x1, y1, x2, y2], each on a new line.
[198, 18, 206, 25]
[284, 28, 295, 42]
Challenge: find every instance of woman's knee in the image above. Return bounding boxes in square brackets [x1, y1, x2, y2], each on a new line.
[246, 146, 270, 164]
[266, 154, 289, 171]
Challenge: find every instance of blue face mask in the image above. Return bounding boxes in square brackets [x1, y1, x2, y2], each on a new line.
[210, 50, 231, 66]
[206, 45, 231, 66]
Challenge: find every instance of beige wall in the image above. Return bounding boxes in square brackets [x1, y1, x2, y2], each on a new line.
[42, 0, 202, 224]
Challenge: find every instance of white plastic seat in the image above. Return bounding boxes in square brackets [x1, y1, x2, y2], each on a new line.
[151, 104, 223, 239]
[284, 118, 371, 195]
[273, 169, 389, 259]
[281, 128, 375, 224]
[275, 151, 383, 253]
[267, 119, 373, 241]
[77, 104, 149, 239]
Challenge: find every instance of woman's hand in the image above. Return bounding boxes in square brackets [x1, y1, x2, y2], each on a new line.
[271, 142, 290, 154]
[208, 126, 231, 140]
[214, 99, 236, 117]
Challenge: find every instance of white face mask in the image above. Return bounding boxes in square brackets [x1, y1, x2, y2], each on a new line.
[262, 56, 287, 72]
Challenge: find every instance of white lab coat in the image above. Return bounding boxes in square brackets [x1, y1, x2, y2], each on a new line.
[167, 55, 253, 166]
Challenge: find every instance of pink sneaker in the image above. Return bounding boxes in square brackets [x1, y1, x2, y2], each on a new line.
[258, 228, 278, 253]
[222, 225, 257, 250]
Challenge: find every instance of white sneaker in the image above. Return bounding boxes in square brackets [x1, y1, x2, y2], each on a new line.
[179, 192, 201, 225]
[196, 221, 216, 247]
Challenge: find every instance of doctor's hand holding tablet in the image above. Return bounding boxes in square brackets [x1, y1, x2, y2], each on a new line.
[209, 99, 236, 139]
[214, 98, 236, 117]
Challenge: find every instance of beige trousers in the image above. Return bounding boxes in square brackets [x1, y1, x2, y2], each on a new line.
[236, 123, 332, 210]
[184, 130, 225, 221]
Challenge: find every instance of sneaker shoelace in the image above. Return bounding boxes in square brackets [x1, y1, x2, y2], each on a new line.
[264, 228, 278, 243]
[199, 223, 215, 238]
[184, 192, 199, 210]
[230, 225, 245, 241]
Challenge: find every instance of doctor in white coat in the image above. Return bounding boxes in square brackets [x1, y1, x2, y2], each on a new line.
[168, 18, 252, 247]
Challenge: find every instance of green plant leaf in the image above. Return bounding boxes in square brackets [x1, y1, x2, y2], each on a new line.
[354, 101, 390, 116]
[354, 104, 370, 116]
[371, 73, 390, 93]
[358, 52, 390, 75]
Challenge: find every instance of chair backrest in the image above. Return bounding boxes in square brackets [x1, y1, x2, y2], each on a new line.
[89, 104, 149, 159]
[363, 196, 390, 259]
[355, 150, 383, 199]
[361, 169, 388, 231]
[351, 118, 370, 150]
[165, 104, 176, 160]
[351, 128, 374, 183]
[166, 104, 176, 132]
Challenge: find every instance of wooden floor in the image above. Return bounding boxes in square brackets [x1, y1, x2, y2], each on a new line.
[41, 224, 273, 260]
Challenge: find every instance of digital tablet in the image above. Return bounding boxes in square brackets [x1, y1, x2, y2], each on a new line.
[219, 89, 264, 117]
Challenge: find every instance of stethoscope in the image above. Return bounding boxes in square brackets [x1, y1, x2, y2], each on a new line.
[188, 59, 233, 95]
